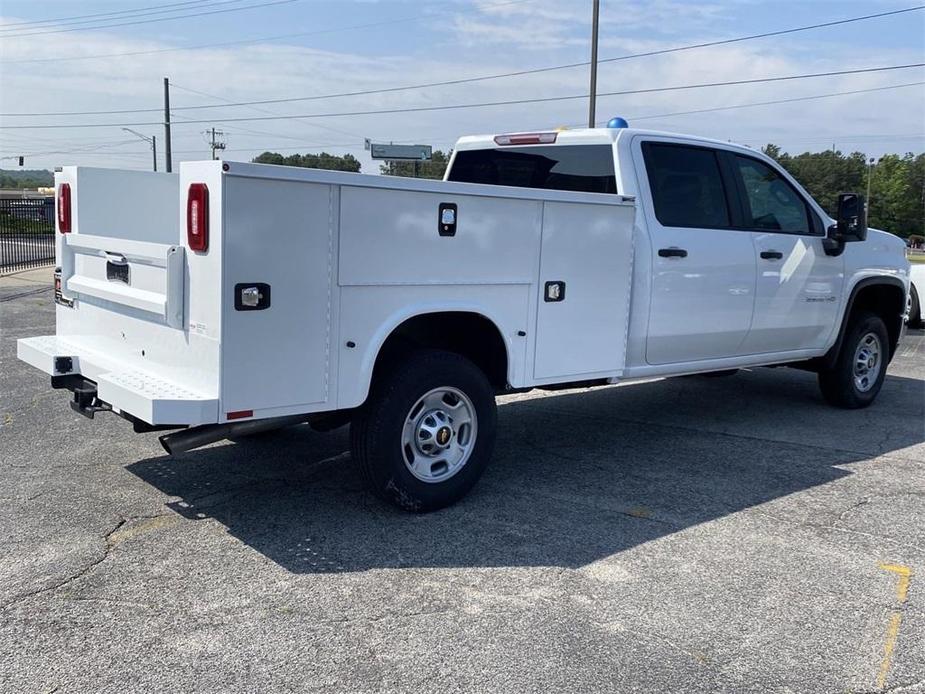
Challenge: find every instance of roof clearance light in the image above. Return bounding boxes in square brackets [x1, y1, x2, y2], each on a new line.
[607, 117, 629, 129]
[493, 132, 558, 146]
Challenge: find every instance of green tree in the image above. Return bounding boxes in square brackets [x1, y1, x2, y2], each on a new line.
[761, 145, 923, 238]
[252, 151, 361, 173]
[380, 150, 451, 179]
[0, 169, 54, 189]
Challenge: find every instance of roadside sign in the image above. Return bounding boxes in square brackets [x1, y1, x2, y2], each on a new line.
[369, 143, 432, 161]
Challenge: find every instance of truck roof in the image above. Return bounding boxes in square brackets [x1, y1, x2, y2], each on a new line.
[453, 127, 756, 154]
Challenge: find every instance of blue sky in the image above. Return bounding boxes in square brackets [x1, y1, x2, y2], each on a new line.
[1, 0, 923, 172]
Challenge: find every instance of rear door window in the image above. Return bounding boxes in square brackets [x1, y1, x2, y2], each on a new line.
[641, 142, 732, 229]
[447, 145, 617, 194]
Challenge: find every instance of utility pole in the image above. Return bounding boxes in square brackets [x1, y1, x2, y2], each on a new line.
[164, 77, 172, 173]
[588, 0, 600, 128]
[122, 127, 158, 172]
[206, 128, 226, 160]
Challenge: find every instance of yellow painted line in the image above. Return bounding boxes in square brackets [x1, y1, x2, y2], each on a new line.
[876, 563, 913, 690]
[878, 612, 904, 690]
[880, 563, 912, 602]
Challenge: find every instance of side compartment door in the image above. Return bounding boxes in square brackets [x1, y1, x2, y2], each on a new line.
[221, 176, 335, 413]
[637, 140, 757, 365]
[727, 153, 845, 354]
[533, 199, 635, 381]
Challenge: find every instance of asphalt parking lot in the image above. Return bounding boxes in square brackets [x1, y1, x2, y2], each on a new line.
[2, 269, 923, 694]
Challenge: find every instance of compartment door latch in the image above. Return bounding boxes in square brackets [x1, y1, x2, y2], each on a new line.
[235, 283, 271, 311]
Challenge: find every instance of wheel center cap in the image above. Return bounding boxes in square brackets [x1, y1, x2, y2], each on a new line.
[436, 426, 452, 447]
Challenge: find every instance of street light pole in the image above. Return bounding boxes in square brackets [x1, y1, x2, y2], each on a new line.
[866, 156, 875, 215]
[164, 77, 172, 173]
[588, 0, 600, 128]
[122, 128, 157, 172]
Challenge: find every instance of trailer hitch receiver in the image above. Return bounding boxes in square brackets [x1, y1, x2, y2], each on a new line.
[51, 374, 112, 419]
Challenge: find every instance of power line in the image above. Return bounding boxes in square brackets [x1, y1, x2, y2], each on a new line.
[621, 81, 925, 123]
[4, 4, 921, 112]
[1, 0, 534, 64]
[5, 83, 922, 157]
[0, 0, 217, 29]
[0, 139, 141, 159]
[17, 82, 925, 156]
[3, 63, 922, 130]
[0, 0, 301, 39]
[170, 83, 367, 139]
[0, 1, 239, 32]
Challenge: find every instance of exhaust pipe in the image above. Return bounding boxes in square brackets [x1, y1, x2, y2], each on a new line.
[159, 414, 310, 455]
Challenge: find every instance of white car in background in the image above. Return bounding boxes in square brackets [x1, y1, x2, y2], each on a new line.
[909, 261, 925, 327]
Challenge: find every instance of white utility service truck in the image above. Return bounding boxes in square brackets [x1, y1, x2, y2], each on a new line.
[18, 123, 910, 511]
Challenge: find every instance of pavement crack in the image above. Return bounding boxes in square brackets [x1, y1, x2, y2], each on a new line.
[750, 507, 925, 555]
[599, 619, 720, 673]
[838, 498, 872, 522]
[0, 515, 125, 610]
[0, 512, 174, 610]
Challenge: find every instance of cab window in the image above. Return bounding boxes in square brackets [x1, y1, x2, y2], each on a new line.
[641, 142, 731, 229]
[734, 156, 811, 234]
[447, 145, 617, 194]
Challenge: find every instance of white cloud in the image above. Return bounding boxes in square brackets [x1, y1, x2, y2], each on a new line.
[0, 2, 922, 173]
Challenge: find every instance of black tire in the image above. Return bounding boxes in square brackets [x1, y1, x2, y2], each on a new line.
[909, 284, 923, 329]
[818, 310, 889, 409]
[350, 349, 497, 512]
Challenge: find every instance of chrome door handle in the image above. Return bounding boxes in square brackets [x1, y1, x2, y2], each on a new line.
[104, 252, 127, 265]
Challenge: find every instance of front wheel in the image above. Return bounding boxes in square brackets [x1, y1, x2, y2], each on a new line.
[818, 310, 889, 409]
[351, 349, 497, 512]
[909, 284, 922, 328]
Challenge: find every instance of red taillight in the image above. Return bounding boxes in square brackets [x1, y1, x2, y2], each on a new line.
[493, 132, 558, 146]
[57, 183, 71, 233]
[187, 182, 209, 252]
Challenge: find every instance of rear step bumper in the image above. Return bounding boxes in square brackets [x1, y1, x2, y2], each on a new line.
[17, 335, 218, 426]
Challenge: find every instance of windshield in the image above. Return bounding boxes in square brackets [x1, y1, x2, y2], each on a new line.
[447, 145, 617, 194]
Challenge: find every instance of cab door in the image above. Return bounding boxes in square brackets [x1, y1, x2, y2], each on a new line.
[726, 153, 844, 354]
[636, 140, 757, 365]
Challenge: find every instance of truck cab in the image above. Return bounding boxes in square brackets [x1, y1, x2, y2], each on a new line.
[446, 125, 909, 380]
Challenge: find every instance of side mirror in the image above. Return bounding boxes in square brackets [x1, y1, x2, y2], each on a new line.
[836, 192, 867, 242]
[823, 193, 867, 256]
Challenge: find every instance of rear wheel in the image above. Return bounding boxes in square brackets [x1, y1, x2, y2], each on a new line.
[350, 349, 497, 512]
[818, 310, 889, 409]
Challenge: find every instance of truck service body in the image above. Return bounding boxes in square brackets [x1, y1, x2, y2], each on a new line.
[18, 125, 911, 511]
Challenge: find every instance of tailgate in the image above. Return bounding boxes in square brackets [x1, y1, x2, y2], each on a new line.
[62, 233, 184, 328]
